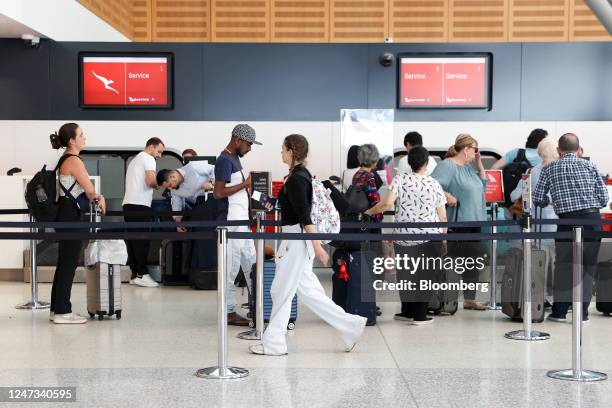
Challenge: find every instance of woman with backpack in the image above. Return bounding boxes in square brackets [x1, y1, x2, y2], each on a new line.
[49, 123, 106, 324]
[249, 134, 367, 356]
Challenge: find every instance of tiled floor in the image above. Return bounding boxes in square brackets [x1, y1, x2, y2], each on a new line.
[1, 270, 612, 407]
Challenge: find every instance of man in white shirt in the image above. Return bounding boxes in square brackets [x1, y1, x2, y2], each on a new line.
[397, 131, 437, 176]
[122, 137, 164, 288]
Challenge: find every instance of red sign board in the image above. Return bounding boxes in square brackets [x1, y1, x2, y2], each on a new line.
[271, 181, 284, 198]
[398, 54, 491, 109]
[485, 170, 504, 203]
[80, 55, 172, 108]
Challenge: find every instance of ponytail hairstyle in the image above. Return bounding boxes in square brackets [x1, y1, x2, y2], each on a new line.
[284, 134, 309, 176]
[446, 133, 478, 158]
[50, 123, 79, 150]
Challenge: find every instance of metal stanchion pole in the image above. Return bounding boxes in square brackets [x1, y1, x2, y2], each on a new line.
[547, 227, 607, 382]
[273, 209, 279, 256]
[196, 227, 249, 380]
[238, 211, 265, 340]
[16, 214, 50, 310]
[488, 202, 501, 310]
[505, 215, 549, 341]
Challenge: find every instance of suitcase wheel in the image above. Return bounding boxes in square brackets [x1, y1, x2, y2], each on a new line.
[287, 322, 295, 330]
[116, 311, 122, 320]
[88, 312, 95, 318]
[432, 310, 442, 316]
[248, 320, 255, 328]
[98, 314, 104, 321]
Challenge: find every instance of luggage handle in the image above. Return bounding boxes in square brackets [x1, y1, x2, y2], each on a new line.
[89, 199, 99, 234]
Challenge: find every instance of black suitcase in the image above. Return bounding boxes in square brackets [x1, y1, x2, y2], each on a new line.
[332, 249, 377, 326]
[160, 240, 190, 285]
[501, 247, 546, 322]
[428, 267, 459, 315]
[596, 259, 612, 315]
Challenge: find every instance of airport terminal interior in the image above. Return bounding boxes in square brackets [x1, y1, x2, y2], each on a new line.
[1, 1, 612, 407]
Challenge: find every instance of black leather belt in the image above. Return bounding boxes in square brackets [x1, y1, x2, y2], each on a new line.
[559, 208, 600, 218]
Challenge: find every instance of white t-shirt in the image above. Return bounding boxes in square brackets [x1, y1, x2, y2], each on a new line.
[122, 151, 156, 207]
[397, 155, 437, 176]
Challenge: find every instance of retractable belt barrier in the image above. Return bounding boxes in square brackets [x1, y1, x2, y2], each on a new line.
[4, 206, 611, 382]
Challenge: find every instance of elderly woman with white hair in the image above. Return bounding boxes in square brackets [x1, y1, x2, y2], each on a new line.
[511, 137, 559, 301]
[352, 143, 384, 222]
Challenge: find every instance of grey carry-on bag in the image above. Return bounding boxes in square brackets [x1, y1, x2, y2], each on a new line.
[501, 247, 546, 323]
[85, 201, 128, 320]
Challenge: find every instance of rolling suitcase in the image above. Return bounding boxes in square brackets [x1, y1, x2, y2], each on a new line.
[332, 249, 377, 326]
[160, 240, 190, 285]
[501, 247, 546, 322]
[84, 202, 127, 320]
[596, 259, 612, 315]
[428, 267, 459, 315]
[249, 260, 297, 330]
[188, 194, 219, 290]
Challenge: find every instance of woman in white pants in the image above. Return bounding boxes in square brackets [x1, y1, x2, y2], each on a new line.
[249, 134, 367, 356]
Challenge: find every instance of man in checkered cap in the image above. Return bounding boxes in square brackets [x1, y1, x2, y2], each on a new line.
[213, 124, 261, 326]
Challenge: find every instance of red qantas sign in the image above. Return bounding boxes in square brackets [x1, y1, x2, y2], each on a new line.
[82, 57, 168, 107]
[399, 57, 489, 108]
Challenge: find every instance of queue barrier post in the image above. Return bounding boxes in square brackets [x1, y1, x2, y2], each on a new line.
[505, 215, 550, 341]
[196, 227, 249, 380]
[15, 214, 50, 310]
[547, 227, 607, 382]
[488, 202, 501, 311]
[238, 211, 266, 340]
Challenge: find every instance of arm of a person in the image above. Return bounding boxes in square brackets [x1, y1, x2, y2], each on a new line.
[213, 179, 247, 199]
[171, 194, 184, 222]
[532, 168, 550, 207]
[490, 158, 506, 170]
[365, 190, 396, 215]
[593, 166, 609, 208]
[145, 171, 157, 188]
[366, 173, 382, 210]
[69, 158, 97, 201]
[510, 179, 524, 202]
[436, 206, 448, 234]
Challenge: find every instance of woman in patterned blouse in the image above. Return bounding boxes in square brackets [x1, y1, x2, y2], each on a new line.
[352, 144, 383, 222]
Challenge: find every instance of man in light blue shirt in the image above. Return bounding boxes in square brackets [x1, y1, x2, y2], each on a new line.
[156, 160, 215, 222]
[490, 128, 548, 170]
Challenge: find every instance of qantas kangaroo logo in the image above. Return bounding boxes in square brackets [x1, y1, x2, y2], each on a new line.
[92, 71, 119, 94]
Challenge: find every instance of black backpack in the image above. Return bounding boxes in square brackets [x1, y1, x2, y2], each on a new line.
[502, 149, 532, 207]
[24, 154, 76, 221]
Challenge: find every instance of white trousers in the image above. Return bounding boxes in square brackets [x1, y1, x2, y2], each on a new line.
[226, 225, 255, 313]
[262, 224, 365, 354]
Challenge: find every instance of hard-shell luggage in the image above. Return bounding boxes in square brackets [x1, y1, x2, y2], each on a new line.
[160, 240, 190, 285]
[596, 259, 612, 315]
[501, 247, 546, 322]
[428, 267, 459, 315]
[249, 260, 297, 330]
[188, 194, 219, 290]
[332, 249, 377, 326]
[84, 203, 127, 320]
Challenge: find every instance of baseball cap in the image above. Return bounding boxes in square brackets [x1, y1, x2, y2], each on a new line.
[232, 124, 262, 145]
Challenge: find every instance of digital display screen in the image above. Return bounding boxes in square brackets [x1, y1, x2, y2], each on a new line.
[397, 53, 492, 110]
[79, 52, 173, 109]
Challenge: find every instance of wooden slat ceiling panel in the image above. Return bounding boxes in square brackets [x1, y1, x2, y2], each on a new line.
[449, 0, 508, 42]
[271, 0, 329, 42]
[153, 0, 209, 42]
[390, 0, 448, 43]
[569, 0, 611, 41]
[330, 0, 388, 43]
[132, 0, 152, 41]
[509, 0, 569, 41]
[212, 0, 270, 42]
[78, 0, 133, 39]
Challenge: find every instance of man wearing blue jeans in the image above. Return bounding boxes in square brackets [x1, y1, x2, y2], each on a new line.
[532, 133, 608, 322]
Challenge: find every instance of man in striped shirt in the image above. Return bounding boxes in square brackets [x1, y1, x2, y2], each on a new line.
[533, 133, 608, 322]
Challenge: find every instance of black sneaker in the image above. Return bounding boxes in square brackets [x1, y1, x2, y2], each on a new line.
[393, 313, 413, 322]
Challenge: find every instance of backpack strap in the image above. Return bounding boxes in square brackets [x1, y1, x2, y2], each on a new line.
[55, 153, 81, 198]
[514, 148, 532, 167]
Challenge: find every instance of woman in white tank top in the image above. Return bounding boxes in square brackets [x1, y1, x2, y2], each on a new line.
[49, 123, 106, 325]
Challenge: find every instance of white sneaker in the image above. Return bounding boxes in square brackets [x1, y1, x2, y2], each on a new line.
[249, 343, 288, 356]
[345, 316, 368, 352]
[132, 274, 159, 288]
[53, 313, 87, 324]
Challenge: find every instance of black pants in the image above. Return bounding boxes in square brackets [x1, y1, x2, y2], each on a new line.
[395, 242, 435, 320]
[552, 211, 601, 318]
[123, 204, 152, 279]
[448, 227, 483, 300]
[51, 197, 83, 314]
